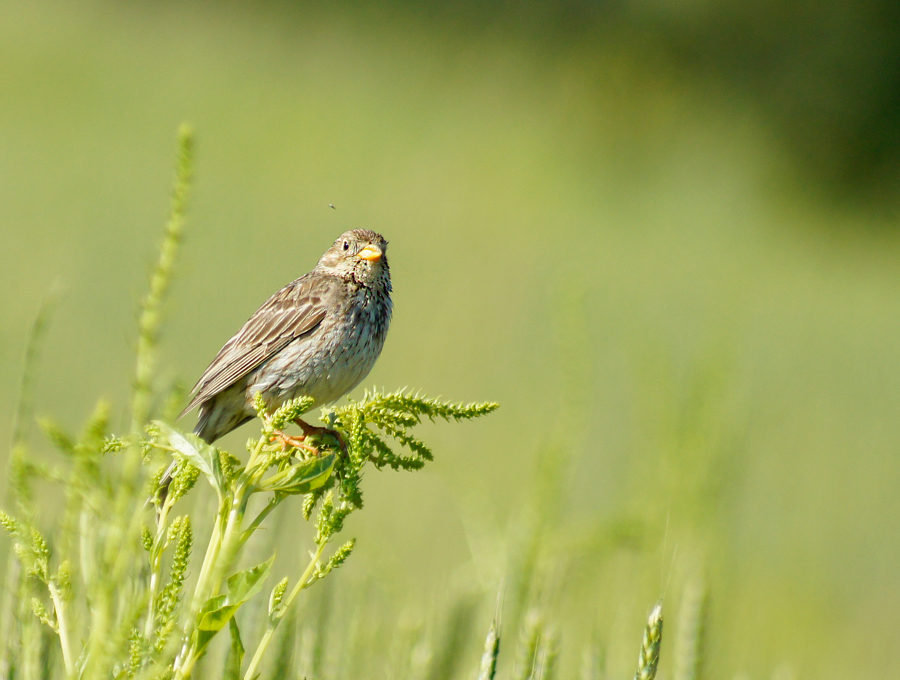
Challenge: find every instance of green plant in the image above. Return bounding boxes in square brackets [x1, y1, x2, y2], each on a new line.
[0, 127, 498, 679]
[0, 125, 684, 680]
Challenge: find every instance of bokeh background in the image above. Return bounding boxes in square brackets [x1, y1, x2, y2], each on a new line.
[3, 0, 900, 677]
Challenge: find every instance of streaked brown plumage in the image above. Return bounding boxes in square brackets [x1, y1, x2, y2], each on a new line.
[182, 229, 392, 443]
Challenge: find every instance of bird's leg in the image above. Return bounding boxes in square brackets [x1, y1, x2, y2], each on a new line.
[262, 412, 320, 455]
[293, 417, 348, 455]
[270, 429, 320, 456]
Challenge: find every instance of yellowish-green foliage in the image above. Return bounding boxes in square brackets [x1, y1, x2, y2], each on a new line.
[0, 125, 670, 680]
[0, 131, 504, 678]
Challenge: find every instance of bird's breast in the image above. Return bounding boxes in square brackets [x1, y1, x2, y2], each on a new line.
[246, 284, 391, 408]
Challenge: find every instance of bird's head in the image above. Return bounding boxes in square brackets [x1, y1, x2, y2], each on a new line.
[317, 229, 390, 288]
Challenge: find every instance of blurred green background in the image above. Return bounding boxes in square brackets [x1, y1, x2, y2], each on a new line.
[3, 0, 900, 677]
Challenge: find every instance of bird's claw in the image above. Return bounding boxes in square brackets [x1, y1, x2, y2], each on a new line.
[293, 418, 348, 456]
[269, 430, 320, 456]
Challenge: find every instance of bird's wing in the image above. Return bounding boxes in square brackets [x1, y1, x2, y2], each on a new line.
[179, 275, 330, 416]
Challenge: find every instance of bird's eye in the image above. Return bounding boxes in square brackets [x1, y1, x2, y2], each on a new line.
[342, 241, 350, 251]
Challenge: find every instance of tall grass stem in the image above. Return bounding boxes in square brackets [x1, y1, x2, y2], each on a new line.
[132, 123, 193, 434]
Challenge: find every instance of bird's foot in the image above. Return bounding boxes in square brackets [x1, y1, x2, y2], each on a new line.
[294, 418, 348, 455]
[270, 429, 320, 457]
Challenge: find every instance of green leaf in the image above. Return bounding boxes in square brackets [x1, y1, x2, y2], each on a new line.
[197, 595, 235, 630]
[224, 618, 245, 680]
[194, 555, 276, 655]
[224, 554, 276, 604]
[154, 421, 226, 497]
[258, 454, 336, 495]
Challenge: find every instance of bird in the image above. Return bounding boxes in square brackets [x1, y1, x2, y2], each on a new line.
[181, 228, 392, 448]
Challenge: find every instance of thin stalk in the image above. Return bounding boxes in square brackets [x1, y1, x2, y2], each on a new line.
[210, 438, 273, 593]
[241, 497, 279, 542]
[113, 130, 194, 667]
[172, 515, 224, 677]
[144, 500, 177, 640]
[132, 124, 193, 435]
[174, 436, 269, 678]
[48, 581, 74, 677]
[243, 541, 327, 680]
[144, 569, 160, 640]
[0, 558, 21, 680]
[188, 512, 225, 614]
[208, 487, 251, 597]
[10, 289, 58, 454]
[175, 642, 203, 679]
[187, 436, 266, 612]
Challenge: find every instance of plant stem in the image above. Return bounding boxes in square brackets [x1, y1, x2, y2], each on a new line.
[144, 568, 160, 640]
[172, 509, 224, 677]
[187, 436, 267, 612]
[210, 486, 249, 596]
[132, 124, 192, 435]
[48, 581, 74, 677]
[174, 436, 269, 678]
[144, 501, 175, 640]
[176, 647, 200, 679]
[241, 497, 279, 542]
[242, 541, 327, 680]
[189, 514, 224, 613]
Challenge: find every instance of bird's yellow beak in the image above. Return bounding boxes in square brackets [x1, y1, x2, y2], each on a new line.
[357, 244, 383, 262]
